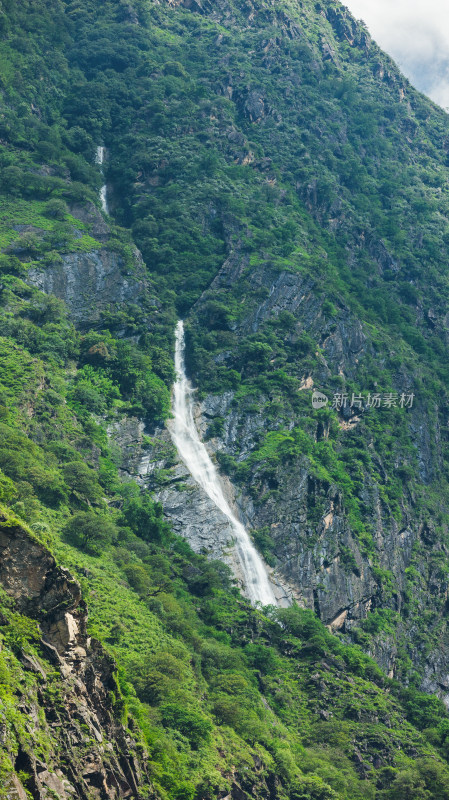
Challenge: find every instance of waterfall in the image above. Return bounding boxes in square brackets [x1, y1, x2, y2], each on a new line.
[95, 146, 105, 165]
[95, 146, 109, 215]
[169, 320, 278, 606]
[99, 185, 109, 216]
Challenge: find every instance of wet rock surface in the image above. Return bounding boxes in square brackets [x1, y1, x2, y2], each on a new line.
[107, 413, 292, 605]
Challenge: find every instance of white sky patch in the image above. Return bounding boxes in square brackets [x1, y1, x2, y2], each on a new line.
[344, 0, 449, 109]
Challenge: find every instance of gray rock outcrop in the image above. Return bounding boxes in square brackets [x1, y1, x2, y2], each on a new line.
[27, 249, 149, 327]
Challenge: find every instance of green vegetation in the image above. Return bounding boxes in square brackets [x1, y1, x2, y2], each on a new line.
[2, 0, 449, 797]
[5, 510, 449, 800]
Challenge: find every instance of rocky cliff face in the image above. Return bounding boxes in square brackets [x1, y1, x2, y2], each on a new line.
[23, 202, 157, 330]
[26, 245, 153, 330]
[111, 390, 449, 701]
[190, 250, 449, 697]
[107, 413, 292, 604]
[0, 511, 157, 800]
[104, 237, 449, 701]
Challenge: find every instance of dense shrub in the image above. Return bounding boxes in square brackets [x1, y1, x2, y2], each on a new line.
[63, 511, 117, 554]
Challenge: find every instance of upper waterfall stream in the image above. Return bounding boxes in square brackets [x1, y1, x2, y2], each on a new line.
[169, 320, 278, 606]
[95, 146, 109, 215]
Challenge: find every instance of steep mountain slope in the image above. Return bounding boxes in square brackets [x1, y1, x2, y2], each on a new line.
[125, 0, 449, 693]
[2, 0, 449, 798]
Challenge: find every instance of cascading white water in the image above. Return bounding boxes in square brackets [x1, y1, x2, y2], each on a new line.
[100, 185, 109, 216]
[95, 146, 109, 215]
[95, 145, 105, 165]
[169, 320, 278, 606]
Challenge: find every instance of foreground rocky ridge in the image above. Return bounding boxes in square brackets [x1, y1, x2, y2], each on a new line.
[0, 510, 157, 800]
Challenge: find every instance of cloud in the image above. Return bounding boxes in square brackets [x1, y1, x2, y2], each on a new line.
[344, 0, 449, 108]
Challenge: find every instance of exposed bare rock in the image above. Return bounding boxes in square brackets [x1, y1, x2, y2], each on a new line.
[0, 512, 159, 799]
[26, 249, 152, 327]
[68, 201, 112, 242]
[243, 89, 266, 122]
